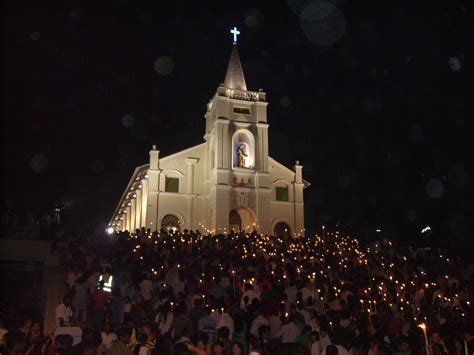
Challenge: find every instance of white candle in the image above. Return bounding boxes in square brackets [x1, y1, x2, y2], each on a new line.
[418, 323, 429, 355]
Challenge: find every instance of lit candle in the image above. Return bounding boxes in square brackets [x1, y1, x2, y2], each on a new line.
[418, 323, 430, 355]
[231, 270, 236, 295]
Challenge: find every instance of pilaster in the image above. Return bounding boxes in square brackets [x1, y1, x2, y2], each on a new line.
[141, 179, 148, 228]
[135, 189, 142, 229]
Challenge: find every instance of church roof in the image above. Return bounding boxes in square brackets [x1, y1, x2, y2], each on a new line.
[109, 164, 148, 228]
[223, 44, 247, 91]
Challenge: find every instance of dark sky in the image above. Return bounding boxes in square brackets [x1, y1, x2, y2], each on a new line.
[2, 0, 473, 245]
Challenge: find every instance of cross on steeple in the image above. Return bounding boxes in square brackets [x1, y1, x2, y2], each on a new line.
[230, 26, 240, 43]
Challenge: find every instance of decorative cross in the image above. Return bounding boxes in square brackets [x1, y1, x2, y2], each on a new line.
[230, 27, 240, 43]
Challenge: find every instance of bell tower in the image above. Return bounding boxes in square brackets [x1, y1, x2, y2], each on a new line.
[203, 27, 272, 234]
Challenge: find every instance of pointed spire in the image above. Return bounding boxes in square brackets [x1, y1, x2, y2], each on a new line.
[224, 43, 247, 91]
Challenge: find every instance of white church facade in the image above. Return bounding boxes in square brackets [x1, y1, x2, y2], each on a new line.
[109, 32, 310, 237]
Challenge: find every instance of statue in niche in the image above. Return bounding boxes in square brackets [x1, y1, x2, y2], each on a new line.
[237, 143, 248, 168]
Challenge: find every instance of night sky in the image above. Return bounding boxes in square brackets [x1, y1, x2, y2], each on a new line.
[2, 0, 473, 248]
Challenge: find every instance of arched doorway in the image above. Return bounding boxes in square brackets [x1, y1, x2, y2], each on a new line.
[229, 207, 256, 232]
[229, 210, 241, 232]
[161, 214, 180, 232]
[274, 221, 291, 238]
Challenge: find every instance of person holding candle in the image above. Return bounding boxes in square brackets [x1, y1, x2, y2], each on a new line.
[198, 306, 217, 347]
[464, 326, 474, 355]
[431, 330, 448, 354]
[212, 307, 234, 340]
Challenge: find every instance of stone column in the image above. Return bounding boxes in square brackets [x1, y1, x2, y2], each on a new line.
[125, 206, 131, 231]
[146, 146, 160, 231]
[216, 119, 230, 185]
[141, 178, 148, 229]
[185, 158, 199, 194]
[293, 161, 305, 236]
[256, 188, 272, 235]
[130, 198, 136, 232]
[185, 158, 199, 230]
[215, 185, 231, 233]
[256, 123, 269, 173]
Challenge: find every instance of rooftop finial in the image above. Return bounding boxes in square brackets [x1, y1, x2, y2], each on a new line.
[230, 26, 240, 43]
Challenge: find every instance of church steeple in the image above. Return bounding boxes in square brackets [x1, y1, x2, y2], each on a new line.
[223, 41, 247, 91]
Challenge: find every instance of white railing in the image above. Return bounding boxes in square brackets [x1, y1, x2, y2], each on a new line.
[217, 86, 266, 102]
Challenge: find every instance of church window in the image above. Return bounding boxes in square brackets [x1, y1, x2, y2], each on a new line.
[233, 107, 250, 114]
[165, 177, 179, 193]
[275, 186, 288, 201]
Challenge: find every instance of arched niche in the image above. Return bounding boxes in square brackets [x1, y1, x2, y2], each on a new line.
[232, 129, 255, 169]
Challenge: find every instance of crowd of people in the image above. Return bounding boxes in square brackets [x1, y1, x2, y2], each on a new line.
[1, 227, 473, 355]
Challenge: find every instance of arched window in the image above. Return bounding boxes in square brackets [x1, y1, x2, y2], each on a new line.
[274, 222, 291, 238]
[232, 130, 254, 169]
[161, 214, 180, 232]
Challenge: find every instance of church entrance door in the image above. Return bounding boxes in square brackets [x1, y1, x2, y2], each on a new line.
[161, 214, 181, 232]
[274, 222, 291, 238]
[229, 207, 256, 232]
[229, 209, 241, 232]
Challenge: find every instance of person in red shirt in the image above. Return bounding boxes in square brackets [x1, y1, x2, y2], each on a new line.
[91, 280, 110, 331]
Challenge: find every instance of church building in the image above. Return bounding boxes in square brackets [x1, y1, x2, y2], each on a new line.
[109, 28, 310, 237]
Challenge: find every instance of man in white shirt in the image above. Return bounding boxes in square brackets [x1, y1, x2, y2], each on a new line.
[297, 304, 311, 325]
[276, 316, 300, 343]
[268, 313, 281, 339]
[250, 313, 270, 337]
[319, 327, 332, 351]
[211, 308, 234, 339]
[55, 294, 73, 327]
